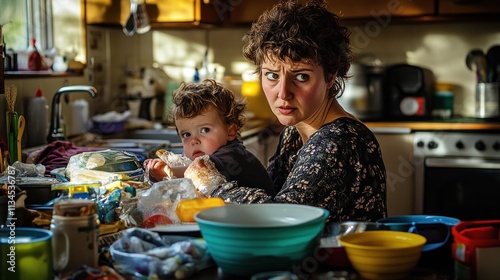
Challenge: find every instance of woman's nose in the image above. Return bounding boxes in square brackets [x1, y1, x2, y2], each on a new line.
[277, 79, 293, 100]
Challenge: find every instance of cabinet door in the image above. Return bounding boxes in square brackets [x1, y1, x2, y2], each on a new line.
[86, 0, 128, 25]
[86, 0, 225, 26]
[230, 0, 434, 24]
[439, 0, 500, 15]
[374, 131, 415, 216]
[329, 0, 435, 19]
[229, 0, 308, 24]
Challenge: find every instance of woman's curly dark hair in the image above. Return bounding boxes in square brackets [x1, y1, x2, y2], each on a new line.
[242, 0, 353, 98]
[171, 79, 247, 138]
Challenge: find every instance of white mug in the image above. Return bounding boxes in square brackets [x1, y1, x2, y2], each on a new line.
[51, 214, 99, 273]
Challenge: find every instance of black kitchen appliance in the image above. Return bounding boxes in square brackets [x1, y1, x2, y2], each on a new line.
[383, 64, 435, 119]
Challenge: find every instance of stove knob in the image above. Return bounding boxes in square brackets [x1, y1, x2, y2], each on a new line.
[475, 140, 486, 151]
[493, 141, 500, 151]
[428, 141, 438, 150]
[455, 141, 465, 150]
[416, 140, 425, 148]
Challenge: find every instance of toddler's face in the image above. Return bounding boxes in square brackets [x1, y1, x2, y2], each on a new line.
[176, 106, 236, 160]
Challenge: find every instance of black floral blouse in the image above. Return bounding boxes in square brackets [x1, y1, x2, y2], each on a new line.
[210, 117, 387, 223]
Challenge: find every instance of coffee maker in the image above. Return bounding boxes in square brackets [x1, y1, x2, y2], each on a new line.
[383, 64, 435, 119]
[126, 67, 169, 120]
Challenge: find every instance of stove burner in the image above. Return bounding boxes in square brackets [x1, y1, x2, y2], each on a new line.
[414, 132, 500, 159]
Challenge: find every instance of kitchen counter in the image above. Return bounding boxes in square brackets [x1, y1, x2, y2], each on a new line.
[184, 267, 452, 280]
[364, 117, 500, 131]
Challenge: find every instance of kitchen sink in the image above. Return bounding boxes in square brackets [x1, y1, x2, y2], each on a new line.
[98, 129, 184, 158]
[115, 128, 182, 143]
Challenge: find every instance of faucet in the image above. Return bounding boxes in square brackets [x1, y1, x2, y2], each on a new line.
[47, 85, 97, 143]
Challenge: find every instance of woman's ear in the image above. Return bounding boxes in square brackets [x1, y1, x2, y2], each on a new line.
[227, 123, 238, 141]
[327, 72, 337, 89]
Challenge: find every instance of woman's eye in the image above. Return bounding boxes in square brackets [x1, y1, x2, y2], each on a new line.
[265, 72, 279, 81]
[201, 127, 210, 133]
[296, 73, 309, 82]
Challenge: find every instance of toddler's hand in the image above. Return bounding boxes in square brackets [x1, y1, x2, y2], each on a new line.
[143, 158, 173, 182]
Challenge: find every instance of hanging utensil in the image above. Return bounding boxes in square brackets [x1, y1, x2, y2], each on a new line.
[466, 49, 488, 83]
[486, 45, 500, 82]
[135, 0, 151, 34]
[123, 0, 150, 36]
[123, 0, 137, 36]
[17, 115, 25, 163]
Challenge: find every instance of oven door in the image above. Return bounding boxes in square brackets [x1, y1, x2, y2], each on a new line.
[421, 157, 500, 221]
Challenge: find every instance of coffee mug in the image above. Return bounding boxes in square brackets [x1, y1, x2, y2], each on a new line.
[0, 227, 53, 280]
[51, 214, 100, 273]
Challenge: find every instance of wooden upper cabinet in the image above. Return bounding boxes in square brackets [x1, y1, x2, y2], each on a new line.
[85, 0, 226, 26]
[329, 0, 435, 19]
[229, 0, 308, 24]
[85, 0, 128, 25]
[439, 0, 500, 15]
[229, 0, 435, 24]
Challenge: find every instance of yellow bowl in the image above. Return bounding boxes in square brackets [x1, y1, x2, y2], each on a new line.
[339, 231, 426, 280]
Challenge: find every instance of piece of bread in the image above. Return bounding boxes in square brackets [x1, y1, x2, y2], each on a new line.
[184, 155, 226, 196]
[156, 149, 192, 167]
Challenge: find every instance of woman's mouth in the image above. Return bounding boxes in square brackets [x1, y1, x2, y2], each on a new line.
[277, 106, 296, 115]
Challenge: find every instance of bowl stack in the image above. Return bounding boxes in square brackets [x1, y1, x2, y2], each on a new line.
[339, 231, 426, 280]
[195, 204, 329, 277]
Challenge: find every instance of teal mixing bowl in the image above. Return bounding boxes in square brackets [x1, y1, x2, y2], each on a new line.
[194, 204, 329, 276]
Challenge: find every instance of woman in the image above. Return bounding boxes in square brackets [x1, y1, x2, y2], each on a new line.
[194, 0, 386, 223]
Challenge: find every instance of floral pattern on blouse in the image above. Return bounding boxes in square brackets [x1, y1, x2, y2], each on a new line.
[210, 117, 387, 223]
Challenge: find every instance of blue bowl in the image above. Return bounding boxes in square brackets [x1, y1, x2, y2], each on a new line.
[377, 215, 460, 251]
[195, 204, 329, 276]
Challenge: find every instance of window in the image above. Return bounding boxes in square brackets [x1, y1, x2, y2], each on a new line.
[1, 0, 85, 66]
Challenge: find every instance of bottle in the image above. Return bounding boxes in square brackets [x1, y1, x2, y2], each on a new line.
[66, 99, 89, 136]
[28, 38, 44, 71]
[193, 67, 200, 83]
[26, 88, 49, 147]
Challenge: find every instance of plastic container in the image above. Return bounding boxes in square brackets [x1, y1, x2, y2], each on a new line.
[26, 88, 49, 147]
[176, 197, 225, 223]
[66, 99, 89, 136]
[452, 220, 500, 280]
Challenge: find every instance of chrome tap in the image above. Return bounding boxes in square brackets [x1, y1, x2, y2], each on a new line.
[47, 85, 97, 143]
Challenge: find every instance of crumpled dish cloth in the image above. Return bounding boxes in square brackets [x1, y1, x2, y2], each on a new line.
[26, 141, 102, 175]
[109, 228, 214, 279]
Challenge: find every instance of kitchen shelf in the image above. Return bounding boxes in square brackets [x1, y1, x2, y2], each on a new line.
[4, 70, 84, 79]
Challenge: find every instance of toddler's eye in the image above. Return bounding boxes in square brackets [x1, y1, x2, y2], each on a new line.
[181, 132, 191, 139]
[201, 127, 210, 133]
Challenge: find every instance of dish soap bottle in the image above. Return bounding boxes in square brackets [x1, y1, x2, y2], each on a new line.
[26, 88, 49, 147]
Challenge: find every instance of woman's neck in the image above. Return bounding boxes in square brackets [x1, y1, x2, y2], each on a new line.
[295, 98, 354, 143]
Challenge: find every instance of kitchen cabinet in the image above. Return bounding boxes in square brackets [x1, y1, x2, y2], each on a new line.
[329, 0, 435, 19]
[243, 130, 278, 167]
[439, 0, 500, 16]
[85, 0, 225, 27]
[229, 0, 434, 24]
[373, 129, 415, 216]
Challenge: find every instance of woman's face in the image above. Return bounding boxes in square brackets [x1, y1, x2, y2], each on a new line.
[176, 106, 236, 160]
[261, 58, 334, 126]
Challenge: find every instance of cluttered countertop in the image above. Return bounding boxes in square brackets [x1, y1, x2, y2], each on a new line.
[2, 112, 498, 279]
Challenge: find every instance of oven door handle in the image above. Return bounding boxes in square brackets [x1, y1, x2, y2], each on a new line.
[426, 157, 500, 169]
